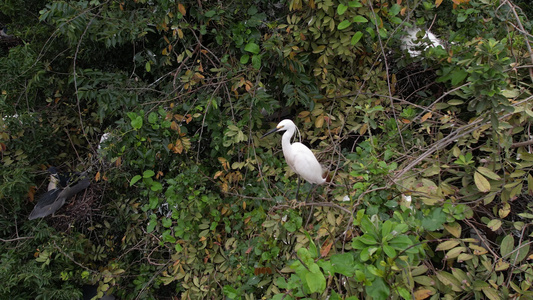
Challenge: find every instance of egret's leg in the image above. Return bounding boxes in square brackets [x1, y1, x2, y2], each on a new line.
[304, 184, 317, 228]
[304, 184, 316, 202]
[295, 177, 301, 200]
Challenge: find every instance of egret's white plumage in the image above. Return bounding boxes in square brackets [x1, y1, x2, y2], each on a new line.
[263, 119, 326, 185]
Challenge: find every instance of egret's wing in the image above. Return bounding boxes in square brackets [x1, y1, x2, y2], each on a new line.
[290, 143, 325, 184]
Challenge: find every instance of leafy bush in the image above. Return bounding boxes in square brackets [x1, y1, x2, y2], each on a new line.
[1, 0, 533, 299]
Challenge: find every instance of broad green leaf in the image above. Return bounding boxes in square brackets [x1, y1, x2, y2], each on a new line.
[151, 181, 163, 191]
[388, 4, 401, 16]
[348, 0, 362, 8]
[451, 69, 468, 85]
[337, 4, 348, 15]
[204, 10, 216, 18]
[131, 115, 143, 130]
[353, 16, 368, 23]
[365, 277, 390, 299]
[306, 266, 326, 293]
[240, 54, 249, 64]
[147, 220, 156, 233]
[130, 175, 142, 186]
[143, 170, 155, 178]
[351, 31, 363, 45]
[383, 245, 396, 258]
[251, 54, 261, 70]
[244, 42, 260, 54]
[512, 243, 530, 264]
[358, 234, 378, 245]
[338, 20, 352, 30]
[500, 235, 514, 257]
[474, 171, 491, 193]
[145, 61, 151, 72]
[331, 253, 355, 276]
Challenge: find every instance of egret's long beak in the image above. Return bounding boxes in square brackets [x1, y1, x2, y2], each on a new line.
[261, 127, 280, 138]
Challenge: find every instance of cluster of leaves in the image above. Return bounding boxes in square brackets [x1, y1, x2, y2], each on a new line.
[1, 0, 533, 299]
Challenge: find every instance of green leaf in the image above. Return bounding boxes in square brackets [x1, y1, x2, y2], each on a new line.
[366, 277, 390, 299]
[383, 245, 396, 258]
[348, 0, 362, 8]
[352, 16, 368, 23]
[143, 170, 155, 178]
[451, 69, 468, 85]
[421, 208, 446, 231]
[251, 54, 261, 70]
[337, 4, 348, 15]
[148, 112, 158, 124]
[131, 115, 143, 130]
[306, 265, 326, 293]
[145, 61, 151, 72]
[474, 171, 491, 193]
[240, 54, 249, 64]
[512, 243, 530, 264]
[331, 253, 355, 276]
[338, 20, 352, 30]
[130, 175, 142, 186]
[358, 234, 378, 245]
[389, 4, 401, 16]
[151, 181, 163, 192]
[351, 31, 363, 45]
[500, 235, 514, 258]
[244, 42, 260, 54]
[204, 10, 216, 18]
[147, 219, 156, 233]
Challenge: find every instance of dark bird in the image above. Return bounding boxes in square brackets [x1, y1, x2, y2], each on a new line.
[29, 167, 91, 220]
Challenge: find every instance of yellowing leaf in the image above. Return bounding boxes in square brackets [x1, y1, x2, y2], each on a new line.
[420, 112, 432, 122]
[298, 111, 310, 118]
[469, 244, 488, 255]
[359, 123, 368, 135]
[414, 289, 433, 300]
[436, 240, 460, 251]
[444, 222, 462, 238]
[315, 116, 324, 128]
[436, 271, 462, 292]
[477, 166, 501, 180]
[474, 171, 491, 193]
[178, 3, 186, 15]
[435, 0, 443, 8]
[487, 219, 502, 231]
[498, 203, 510, 218]
[482, 287, 500, 300]
[495, 259, 509, 271]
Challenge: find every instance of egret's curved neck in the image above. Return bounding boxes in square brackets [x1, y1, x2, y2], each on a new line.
[281, 127, 295, 151]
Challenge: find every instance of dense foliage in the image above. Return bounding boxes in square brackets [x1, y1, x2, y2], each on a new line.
[1, 0, 533, 299]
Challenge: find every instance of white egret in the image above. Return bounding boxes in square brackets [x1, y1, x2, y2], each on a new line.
[262, 119, 327, 201]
